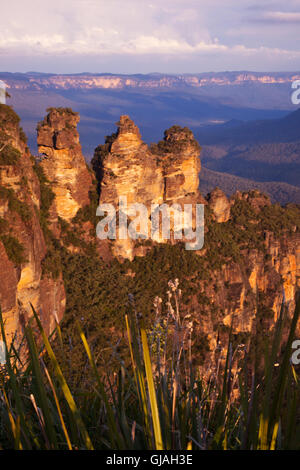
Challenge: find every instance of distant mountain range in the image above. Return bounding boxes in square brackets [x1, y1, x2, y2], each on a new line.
[196, 108, 300, 145]
[200, 166, 300, 205]
[1, 71, 300, 204]
[198, 108, 300, 193]
[1, 71, 299, 110]
[0, 71, 296, 154]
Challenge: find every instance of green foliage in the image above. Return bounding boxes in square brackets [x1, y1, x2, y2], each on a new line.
[32, 163, 62, 279]
[0, 144, 21, 165]
[91, 133, 118, 183]
[0, 104, 20, 127]
[33, 163, 55, 231]
[0, 186, 31, 223]
[53, 239, 214, 380]
[259, 203, 300, 235]
[72, 180, 99, 228]
[19, 127, 27, 144]
[0, 234, 26, 264]
[0, 216, 8, 235]
[64, 121, 76, 130]
[0, 296, 299, 450]
[46, 107, 78, 117]
[53, 196, 300, 378]
[150, 125, 200, 159]
[41, 246, 62, 280]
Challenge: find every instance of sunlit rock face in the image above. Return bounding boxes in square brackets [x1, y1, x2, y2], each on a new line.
[95, 116, 164, 209]
[92, 116, 204, 260]
[207, 188, 231, 223]
[6, 72, 299, 92]
[91, 114, 300, 358]
[1, 105, 300, 369]
[158, 125, 201, 204]
[204, 190, 300, 347]
[0, 105, 65, 345]
[37, 108, 93, 225]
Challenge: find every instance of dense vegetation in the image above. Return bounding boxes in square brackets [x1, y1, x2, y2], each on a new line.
[0, 234, 26, 265]
[39, 195, 299, 388]
[0, 103, 299, 449]
[200, 166, 300, 206]
[0, 293, 299, 450]
[0, 104, 20, 127]
[0, 144, 21, 165]
[0, 186, 31, 224]
[33, 163, 55, 231]
[0, 181, 31, 266]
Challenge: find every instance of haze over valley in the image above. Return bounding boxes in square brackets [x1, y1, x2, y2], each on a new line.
[2, 70, 300, 204]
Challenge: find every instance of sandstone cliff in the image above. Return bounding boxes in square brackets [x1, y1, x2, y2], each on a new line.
[4, 72, 299, 92]
[91, 115, 300, 351]
[0, 104, 65, 344]
[1, 107, 300, 371]
[37, 108, 93, 229]
[92, 116, 204, 259]
[185, 189, 300, 356]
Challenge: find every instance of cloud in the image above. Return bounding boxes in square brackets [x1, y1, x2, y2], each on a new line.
[256, 11, 300, 23]
[0, 0, 300, 72]
[0, 0, 213, 55]
[0, 33, 229, 56]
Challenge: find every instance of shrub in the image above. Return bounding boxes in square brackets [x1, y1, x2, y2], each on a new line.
[46, 107, 78, 117]
[33, 163, 55, 230]
[42, 247, 62, 279]
[0, 291, 299, 450]
[0, 104, 20, 127]
[0, 234, 26, 264]
[72, 181, 99, 228]
[0, 185, 31, 223]
[0, 216, 8, 235]
[0, 144, 21, 165]
[19, 127, 28, 144]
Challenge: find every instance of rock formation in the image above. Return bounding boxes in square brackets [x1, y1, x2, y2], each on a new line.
[207, 187, 231, 223]
[0, 107, 299, 369]
[0, 104, 65, 344]
[157, 125, 201, 204]
[92, 116, 204, 259]
[37, 108, 93, 228]
[98, 125, 300, 350]
[200, 225, 300, 349]
[94, 116, 164, 208]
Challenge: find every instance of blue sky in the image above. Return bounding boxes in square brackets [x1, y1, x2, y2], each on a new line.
[1, 0, 300, 73]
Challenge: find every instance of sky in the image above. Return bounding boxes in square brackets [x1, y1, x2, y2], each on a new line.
[1, 0, 300, 73]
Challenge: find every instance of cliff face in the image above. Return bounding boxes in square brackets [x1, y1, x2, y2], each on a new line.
[1, 106, 299, 367]
[189, 189, 300, 353]
[95, 116, 164, 208]
[199, 227, 300, 349]
[157, 125, 201, 204]
[0, 105, 65, 344]
[37, 108, 93, 227]
[92, 115, 300, 348]
[3, 72, 300, 92]
[92, 116, 203, 259]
